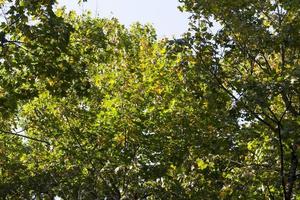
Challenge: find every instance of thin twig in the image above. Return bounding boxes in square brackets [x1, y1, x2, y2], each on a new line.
[0, 129, 50, 145]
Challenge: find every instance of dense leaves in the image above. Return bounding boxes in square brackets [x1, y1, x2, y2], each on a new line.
[0, 0, 299, 199]
[179, 0, 300, 199]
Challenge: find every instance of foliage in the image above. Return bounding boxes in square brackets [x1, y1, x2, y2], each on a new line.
[179, 0, 300, 199]
[0, 0, 299, 199]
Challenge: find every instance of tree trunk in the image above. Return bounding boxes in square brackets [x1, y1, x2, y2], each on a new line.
[285, 144, 298, 200]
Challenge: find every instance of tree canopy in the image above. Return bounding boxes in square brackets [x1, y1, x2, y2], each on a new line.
[0, 0, 299, 199]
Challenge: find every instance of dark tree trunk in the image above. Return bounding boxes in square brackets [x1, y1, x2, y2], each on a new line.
[285, 144, 298, 200]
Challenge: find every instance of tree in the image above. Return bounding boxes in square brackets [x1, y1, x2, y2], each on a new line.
[0, 2, 241, 198]
[0, 0, 74, 126]
[179, 0, 300, 199]
[0, 6, 219, 198]
[1, 0, 299, 199]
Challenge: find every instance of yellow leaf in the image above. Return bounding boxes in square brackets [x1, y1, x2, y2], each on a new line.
[196, 158, 208, 170]
[113, 133, 126, 146]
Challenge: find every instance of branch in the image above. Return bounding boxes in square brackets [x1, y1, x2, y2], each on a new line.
[0, 129, 50, 145]
[261, 53, 273, 72]
[281, 92, 299, 117]
[277, 125, 287, 199]
[285, 144, 298, 200]
[196, 52, 277, 132]
[266, 184, 276, 200]
[225, 79, 279, 125]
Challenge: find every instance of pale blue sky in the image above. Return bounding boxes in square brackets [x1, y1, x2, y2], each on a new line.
[58, 0, 190, 38]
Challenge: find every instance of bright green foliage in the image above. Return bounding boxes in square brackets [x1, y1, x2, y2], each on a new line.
[0, 0, 299, 199]
[0, 6, 237, 198]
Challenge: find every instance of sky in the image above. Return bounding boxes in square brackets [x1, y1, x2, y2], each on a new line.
[58, 0, 190, 38]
